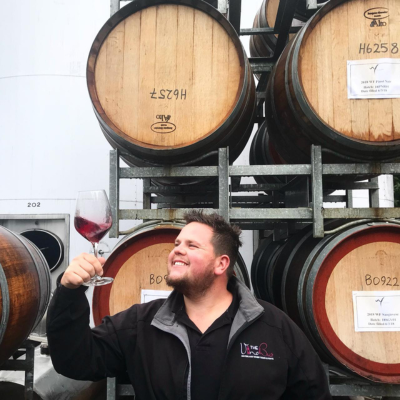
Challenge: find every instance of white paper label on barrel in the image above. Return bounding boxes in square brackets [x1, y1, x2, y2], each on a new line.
[352, 291, 400, 332]
[347, 58, 400, 99]
[141, 289, 172, 304]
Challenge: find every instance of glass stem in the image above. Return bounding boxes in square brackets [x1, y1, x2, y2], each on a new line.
[93, 242, 98, 259]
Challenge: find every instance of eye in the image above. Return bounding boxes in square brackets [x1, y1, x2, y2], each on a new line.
[189, 243, 198, 248]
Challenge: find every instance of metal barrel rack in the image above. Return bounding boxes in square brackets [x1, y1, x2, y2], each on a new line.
[109, 146, 400, 238]
[105, 0, 400, 398]
[0, 340, 38, 400]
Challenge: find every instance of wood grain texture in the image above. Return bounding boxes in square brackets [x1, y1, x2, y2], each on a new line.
[250, 0, 299, 58]
[299, 0, 400, 142]
[325, 241, 400, 364]
[94, 4, 242, 149]
[0, 227, 50, 366]
[109, 242, 173, 315]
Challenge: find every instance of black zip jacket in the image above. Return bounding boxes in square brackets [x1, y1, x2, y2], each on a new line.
[47, 278, 332, 400]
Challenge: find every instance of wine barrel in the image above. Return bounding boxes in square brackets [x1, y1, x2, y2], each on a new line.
[249, 120, 310, 188]
[249, 0, 306, 58]
[250, 235, 285, 301]
[249, 121, 344, 187]
[92, 221, 250, 326]
[266, 0, 400, 163]
[87, 0, 255, 170]
[252, 221, 400, 383]
[0, 226, 51, 366]
[249, 121, 287, 185]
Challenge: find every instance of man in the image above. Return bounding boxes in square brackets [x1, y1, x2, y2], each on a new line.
[47, 210, 332, 399]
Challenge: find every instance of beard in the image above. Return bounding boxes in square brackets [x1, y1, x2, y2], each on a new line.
[166, 266, 215, 298]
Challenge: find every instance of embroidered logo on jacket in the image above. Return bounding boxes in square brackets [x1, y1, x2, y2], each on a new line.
[240, 342, 274, 360]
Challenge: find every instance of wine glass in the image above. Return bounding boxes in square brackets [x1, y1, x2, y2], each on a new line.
[74, 190, 113, 286]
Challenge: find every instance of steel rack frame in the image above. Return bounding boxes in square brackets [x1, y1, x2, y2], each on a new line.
[109, 145, 400, 240]
[0, 340, 38, 400]
[325, 365, 400, 397]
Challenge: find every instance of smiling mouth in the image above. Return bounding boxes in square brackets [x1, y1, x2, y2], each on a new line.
[173, 261, 187, 266]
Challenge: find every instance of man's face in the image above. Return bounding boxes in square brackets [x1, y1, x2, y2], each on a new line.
[166, 222, 219, 296]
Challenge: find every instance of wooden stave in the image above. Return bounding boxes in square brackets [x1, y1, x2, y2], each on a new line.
[0, 227, 51, 366]
[289, 224, 347, 366]
[249, 121, 287, 185]
[249, 4, 275, 59]
[264, 243, 286, 305]
[250, 236, 285, 300]
[96, 58, 255, 166]
[98, 62, 255, 187]
[249, 120, 319, 188]
[87, 0, 256, 167]
[249, 0, 312, 59]
[280, 221, 343, 326]
[303, 223, 400, 383]
[92, 221, 250, 326]
[266, 0, 400, 163]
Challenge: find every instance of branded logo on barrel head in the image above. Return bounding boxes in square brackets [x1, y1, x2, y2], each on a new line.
[364, 7, 389, 27]
[151, 115, 176, 134]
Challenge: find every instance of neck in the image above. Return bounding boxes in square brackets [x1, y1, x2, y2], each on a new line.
[183, 278, 233, 333]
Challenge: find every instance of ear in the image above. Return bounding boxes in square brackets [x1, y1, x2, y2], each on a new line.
[214, 255, 230, 276]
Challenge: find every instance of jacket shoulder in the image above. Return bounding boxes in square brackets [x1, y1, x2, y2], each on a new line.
[256, 298, 297, 327]
[255, 299, 320, 360]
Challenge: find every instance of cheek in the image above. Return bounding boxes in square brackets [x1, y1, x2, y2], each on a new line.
[167, 249, 175, 263]
[189, 255, 211, 272]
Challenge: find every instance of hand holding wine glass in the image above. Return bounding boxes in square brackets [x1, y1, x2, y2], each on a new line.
[73, 190, 113, 286]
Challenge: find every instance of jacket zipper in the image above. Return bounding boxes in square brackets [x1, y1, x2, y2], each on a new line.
[182, 361, 189, 400]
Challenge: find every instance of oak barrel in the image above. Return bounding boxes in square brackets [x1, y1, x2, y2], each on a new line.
[249, 0, 306, 58]
[92, 221, 250, 326]
[250, 235, 286, 301]
[251, 221, 400, 383]
[266, 0, 400, 163]
[87, 0, 255, 168]
[249, 120, 303, 187]
[0, 226, 51, 365]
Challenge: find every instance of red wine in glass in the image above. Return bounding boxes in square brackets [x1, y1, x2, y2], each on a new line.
[74, 190, 113, 286]
[75, 217, 112, 243]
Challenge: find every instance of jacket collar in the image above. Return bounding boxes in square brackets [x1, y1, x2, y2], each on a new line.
[152, 277, 264, 327]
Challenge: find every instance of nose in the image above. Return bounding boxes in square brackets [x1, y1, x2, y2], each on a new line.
[173, 242, 186, 255]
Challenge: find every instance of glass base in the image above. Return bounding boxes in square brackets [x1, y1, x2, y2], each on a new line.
[82, 275, 114, 287]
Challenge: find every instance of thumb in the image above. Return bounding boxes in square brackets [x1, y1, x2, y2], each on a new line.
[97, 256, 106, 266]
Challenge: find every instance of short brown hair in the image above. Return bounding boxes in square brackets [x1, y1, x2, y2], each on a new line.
[183, 210, 242, 279]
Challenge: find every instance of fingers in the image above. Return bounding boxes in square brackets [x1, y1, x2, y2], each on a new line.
[61, 253, 106, 289]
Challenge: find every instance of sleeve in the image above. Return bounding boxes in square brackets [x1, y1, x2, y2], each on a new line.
[280, 318, 332, 400]
[46, 284, 129, 381]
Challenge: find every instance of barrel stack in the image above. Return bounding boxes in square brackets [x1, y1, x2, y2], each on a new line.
[251, 221, 400, 383]
[265, 0, 400, 165]
[250, 0, 400, 188]
[248, 0, 400, 386]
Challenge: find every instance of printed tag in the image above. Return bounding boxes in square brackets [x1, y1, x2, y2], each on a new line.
[347, 58, 400, 99]
[352, 291, 400, 332]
